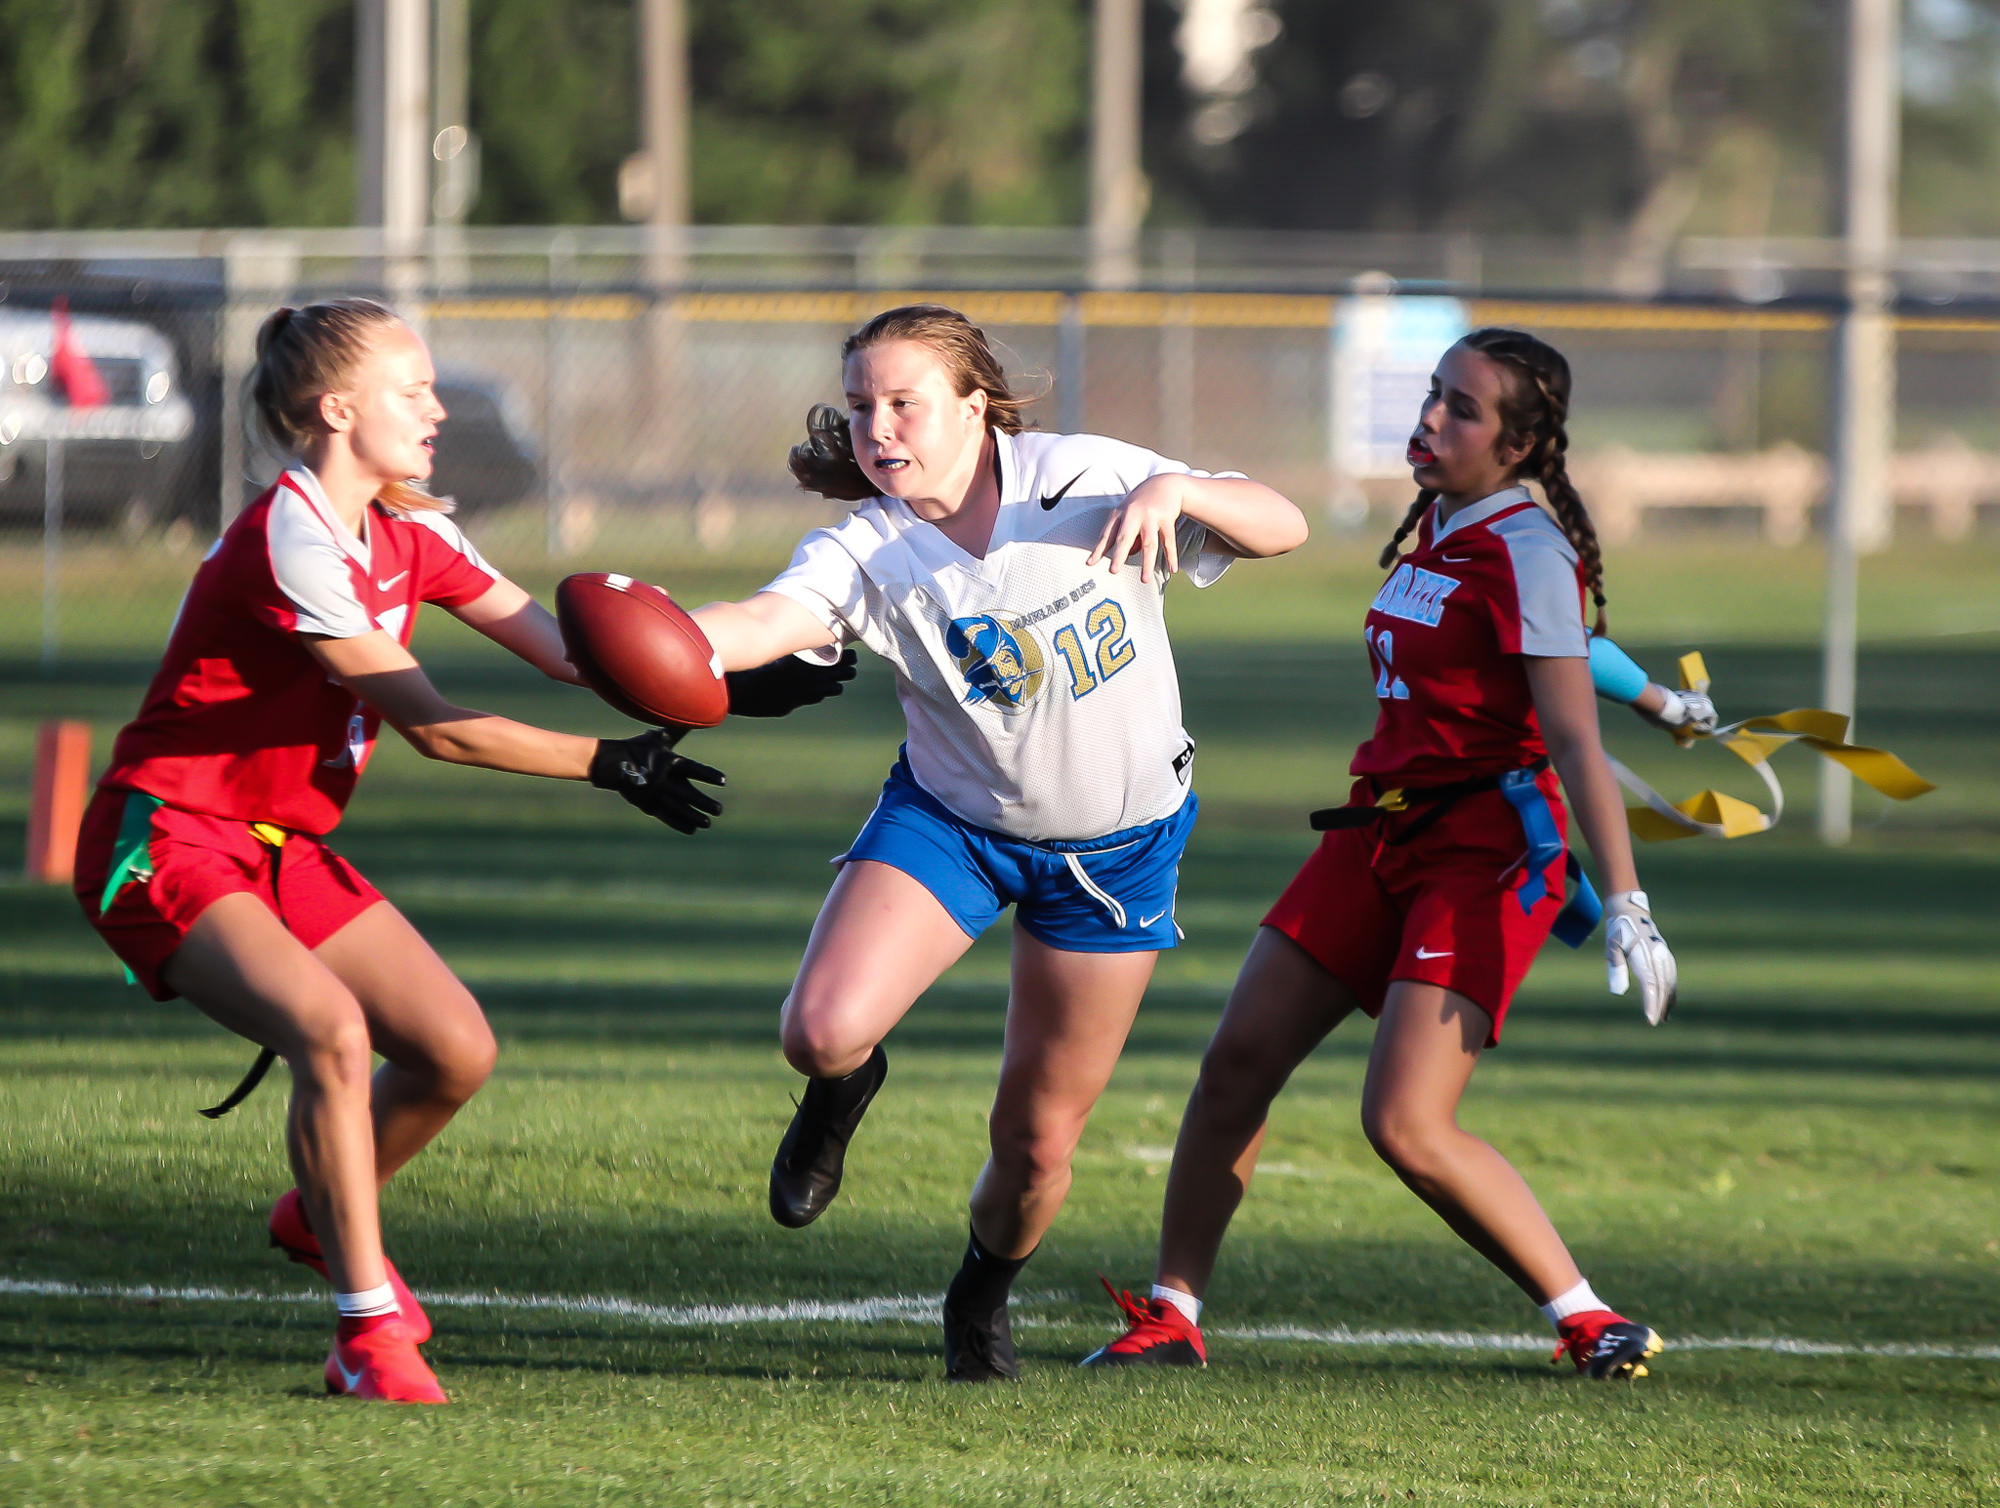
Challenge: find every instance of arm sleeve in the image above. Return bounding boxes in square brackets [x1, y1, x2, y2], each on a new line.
[261, 504, 374, 639]
[1588, 636, 1652, 703]
[1500, 534, 1590, 658]
[1174, 512, 1234, 589]
[760, 529, 871, 651]
[407, 510, 502, 608]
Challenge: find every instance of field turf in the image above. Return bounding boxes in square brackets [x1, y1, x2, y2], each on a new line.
[1, 529, 1997, 1505]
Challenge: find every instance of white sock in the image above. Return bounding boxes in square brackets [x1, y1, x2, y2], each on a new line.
[335, 1283, 398, 1319]
[1152, 1283, 1201, 1326]
[1539, 1279, 1606, 1329]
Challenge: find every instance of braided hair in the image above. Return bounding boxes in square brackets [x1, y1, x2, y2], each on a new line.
[1379, 326, 1608, 635]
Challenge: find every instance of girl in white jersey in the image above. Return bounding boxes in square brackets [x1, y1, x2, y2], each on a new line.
[691, 305, 1308, 1380]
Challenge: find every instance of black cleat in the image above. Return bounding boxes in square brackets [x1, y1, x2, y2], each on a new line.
[1553, 1312, 1664, 1379]
[943, 1290, 1018, 1382]
[768, 1045, 887, 1229]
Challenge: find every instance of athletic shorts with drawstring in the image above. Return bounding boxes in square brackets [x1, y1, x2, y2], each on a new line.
[1261, 770, 1570, 1045]
[838, 756, 1195, 954]
[73, 786, 383, 1002]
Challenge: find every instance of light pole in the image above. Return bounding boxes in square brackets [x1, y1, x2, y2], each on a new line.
[357, 0, 431, 304]
[1090, 0, 1145, 290]
[1819, 0, 1900, 845]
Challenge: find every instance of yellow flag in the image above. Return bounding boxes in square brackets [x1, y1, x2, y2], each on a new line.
[1611, 654, 1935, 841]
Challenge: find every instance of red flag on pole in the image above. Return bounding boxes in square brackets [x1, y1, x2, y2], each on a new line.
[49, 297, 108, 409]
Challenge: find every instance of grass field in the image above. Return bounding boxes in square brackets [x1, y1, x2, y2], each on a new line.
[2, 529, 1998, 1505]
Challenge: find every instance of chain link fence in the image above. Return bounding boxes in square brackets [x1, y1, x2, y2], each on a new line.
[4, 226, 2000, 662]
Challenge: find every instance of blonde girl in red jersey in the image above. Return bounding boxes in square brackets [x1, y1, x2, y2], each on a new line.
[1083, 328, 1678, 1379]
[68, 299, 785, 1403]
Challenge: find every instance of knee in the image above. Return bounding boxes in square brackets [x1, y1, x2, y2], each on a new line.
[426, 1018, 497, 1106]
[1360, 1101, 1450, 1182]
[1190, 1037, 1284, 1131]
[987, 1113, 1081, 1189]
[779, 992, 873, 1078]
[291, 1003, 374, 1093]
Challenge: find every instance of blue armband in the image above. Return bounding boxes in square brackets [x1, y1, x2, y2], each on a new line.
[1589, 636, 1651, 705]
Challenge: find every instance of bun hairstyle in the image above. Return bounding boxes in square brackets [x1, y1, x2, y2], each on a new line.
[1378, 326, 1608, 635]
[788, 304, 1037, 501]
[249, 296, 443, 513]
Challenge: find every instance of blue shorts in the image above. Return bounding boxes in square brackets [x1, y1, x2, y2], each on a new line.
[839, 759, 1196, 953]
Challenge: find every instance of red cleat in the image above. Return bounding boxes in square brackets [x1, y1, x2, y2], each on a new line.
[1552, 1308, 1663, 1379]
[1078, 1277, 1207, 1368]
[270, 1188, 432, 1345]
[324, 1314, 447, 1404]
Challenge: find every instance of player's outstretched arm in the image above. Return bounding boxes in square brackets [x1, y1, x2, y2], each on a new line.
[306, 632, 725, 830]
[308, 632, 596, 776]
[1526, 654, 1678, 1024]
[449, 577, 589, 686]
[1587, 636, 1717, 737]
[691, 591, 840, 673]
[309, 630, 597, 776]
[1089, 475, 1308, 584]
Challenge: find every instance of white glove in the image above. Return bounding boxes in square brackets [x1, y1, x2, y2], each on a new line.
[1605, 890, 1677, 1026]
[1639, 687, 1718, 737]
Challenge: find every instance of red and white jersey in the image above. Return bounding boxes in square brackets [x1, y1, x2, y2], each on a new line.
[101, 467, 498, 835]
[1350, 485, 1588, 787]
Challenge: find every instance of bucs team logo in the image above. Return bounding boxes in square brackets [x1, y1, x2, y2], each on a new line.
[947, 612, 1046, 712]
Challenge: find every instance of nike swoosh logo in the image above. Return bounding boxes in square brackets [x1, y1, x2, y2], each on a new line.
[1414, 946, 1453, 959]
[376, 571, 408, 591]
[1039, 471, 1088, 510]
[332, 1353, 364, 1392]
[1440, 555, 1471, 563]
[1140, 912, 1166, 927]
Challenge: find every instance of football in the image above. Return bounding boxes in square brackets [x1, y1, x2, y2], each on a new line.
[556, 572, 730, 730]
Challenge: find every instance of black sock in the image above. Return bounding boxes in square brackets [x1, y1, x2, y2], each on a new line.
[801, 1048, 879, 1121]
[945, 1226, 1032, 1318]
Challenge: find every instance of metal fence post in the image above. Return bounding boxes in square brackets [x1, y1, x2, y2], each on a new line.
[1059, 294, 1086, 436]
[220, 237, 299, 531]
[42, 437, 62, 669]
[1159, 231, 1195, 458]
[545, 233, 574, 557]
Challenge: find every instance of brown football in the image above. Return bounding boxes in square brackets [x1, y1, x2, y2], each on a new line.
[556, 573, 729, 730]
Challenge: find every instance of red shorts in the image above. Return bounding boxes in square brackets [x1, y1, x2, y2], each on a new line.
[73, 787, 383, 1002]
[1262, 771, 1570, 1045]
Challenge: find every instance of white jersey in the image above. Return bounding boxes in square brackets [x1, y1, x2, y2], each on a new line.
[764, 429, 1238, 842]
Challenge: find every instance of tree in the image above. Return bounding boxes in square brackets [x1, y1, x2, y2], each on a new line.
[1142, 0, 1834, 246]
[683, 0, 1084, 224]
[1145, 0, 2000, 246]
[0, 0, 354, 228]
[463, 0, 1087, 226]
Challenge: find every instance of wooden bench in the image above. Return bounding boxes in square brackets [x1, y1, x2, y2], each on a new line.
[1569, 439, 1996, 545]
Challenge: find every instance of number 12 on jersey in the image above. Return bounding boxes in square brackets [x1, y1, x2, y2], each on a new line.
[1052, 599, 1136, 698]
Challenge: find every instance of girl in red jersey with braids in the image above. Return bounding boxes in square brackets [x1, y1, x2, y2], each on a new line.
[1083, 327, 1678, 1380]
[69, 299, 763, 1404]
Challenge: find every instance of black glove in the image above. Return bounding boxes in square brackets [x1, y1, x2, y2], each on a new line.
[725, 648, 858, 718]
[589, 729, 726, 834]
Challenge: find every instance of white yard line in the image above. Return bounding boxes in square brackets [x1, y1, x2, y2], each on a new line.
[6, 1277, 1997, 1361]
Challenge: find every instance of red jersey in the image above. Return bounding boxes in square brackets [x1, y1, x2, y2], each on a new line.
[101, 468, 498, 835]
[1351, 486, 1588, 787]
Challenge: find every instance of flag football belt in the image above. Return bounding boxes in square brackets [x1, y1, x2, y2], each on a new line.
[1606, 652, 1936, 841]
[1308, 757, 1601, 947]
[99, 791, 281, 1118]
